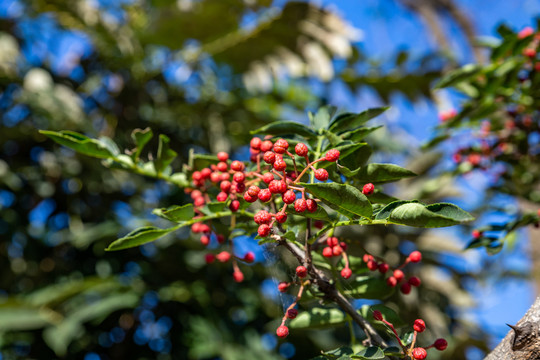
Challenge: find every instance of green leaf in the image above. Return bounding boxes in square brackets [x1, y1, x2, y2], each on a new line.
[106, 225, 179, 251]
[328, 108, 389, 133]
[352, 347, 385, 359]
[131, 127, 153, 160]
[353, 163, 417, 184]
[0, 302, 54, 331]
[383, 347, 403, 356]
[375, 200, 419, 220]
[422, 133, 450, 150]
[389, 202, 474, 228]
[152, 204, 194, 222]
[341, 126, 383, 143]
[434, 64, 481, 89]
[335, 144, 373, 177]
[310, 105, 338, 131]
[343, 276, 393, 299]
[320, 143, 371, 171]
[154, 134, 177, 174]
[39, 130, 116, 159]
[300, 183, 372, 219]
[250, 121, 316, 138]
[289, 307, 346, 329]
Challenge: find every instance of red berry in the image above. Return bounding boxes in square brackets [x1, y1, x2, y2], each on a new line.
[434, 338, 448, 351]
[393, 269, 405, 282]
[273, 157, 287, 171]
[332, 245, 343, 256]
[201, 168, 212, 178]
[220, 172, 230, 181]
[341, 267, 352, 279]
[363, 254, 373, 263]
[243, 252, 255, 263]
[217, 234, 225, 244]
[194, 197, 205, 207]
[339, 242, 347, 251]
[275, 212, 288, 223]
[378, 263, 389, 274]
[472, 230, 482, 239]
[217, 152, 229, 162]
[192, 171, 202, 181]
[217, 161, 228, 172]
[322, 247, 333, 258]
[296, 265, 307, 278]
[217, 192, 228, 202]
[413, 319, 426, 333]
[276, 325, 289, 338]
[200, 224, 211, 233]
[260, 140, 273, 152]
[524, 48, 536, 58]
[518, 26, 534, 39]
[210, 172, 221, 183]
[190, 190, 202, 200]
[412, 347, 427, 360]
[220, 180, 232, 193]
[306, 199, 317, 212]
[205, 254, 215, 264]
[327, 237, 339, 247]
[216, 251, 231, 262]
[367, 260, 378, 271]
[372, 310, 383, 321]
[286, 309, 298, 319]
[200, 235, 210, 246]
[294, 199, 307, 213]
[295, 143, 308, 156]
[362, 183, 374, 195]
[258, 189, 272, 202]
[243, 192, 257, 203]
[400, 282, 411, 294]
[408, 276, 421, 287]
[247, 185, 260, 197]
[386, 276, 397, 287]
[229, 200, 240, 212]
[254, 210, 272, 225]
[258, 224, 271, 237]
[325, 149, 340, 162]
[192, 223, 202, 233]
[233, 271, 244, 283]
[234, 181, 245, 193]
[230, 160, 244, 171]
[233, 172, 245, 183]
[278, 282, 289, 292]
[314, 168, 329, 181]
[262, 172, 275, 184]
[409, 251, 422, 263]
[282, 190, 296, 204]
[263, 151, 276, 164]
[269, 180, 287, 194]
[274, 139, 289, 154]
[250, 137, 262, 149]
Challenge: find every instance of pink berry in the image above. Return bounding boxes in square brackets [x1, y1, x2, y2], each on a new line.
[258, 224, 271, 237]
[294, 199, 307, 213]
[282, 190, 296, 204]
[306, 199, 317, 213]
[263, 151, 276, 164]
[260, 140, 273, 152]
[412, 347, 427, 360]
[210, 172, 221, 183]
[286, 309, 298, 319]
[243, 252, 255, 263]
[362, 183, 374, 195]
[278, 282, 289, 292]
[314, 168, 329, 181]
[192, 223, 202, 233]
[194, 197, 205, 207]
[296, 265, 307, 278]
[216, 251, 231, 262]
[372, 310, 383, 321]
[332, 245, 343, 256]
[233, 271, 244, 283]
[295, 143, 308, 156]
[472, 230, 482, 239]
[200, 235, 210, 246]
[434, 338, 448, 351]
[393, 269, 405, 282]
[258, 189, 272, 202]
[250, 137, 262, 149]
[229, 200, 240, 212]
[408, 251, 422, 263]
[413, 319, 426, 332]
[230, 160, 244, 172]
[217, 152, 229, 162]
[325, 149, 340, 162]
[408, 276, 421, 287]
[217, 192, 228, 202]
[341, 268, 352, 279]
[276, 325, 289, 338]
[386, 276, 397, 287]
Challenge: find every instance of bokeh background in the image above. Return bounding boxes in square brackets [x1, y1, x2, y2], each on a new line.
[0, 0, 539, 359]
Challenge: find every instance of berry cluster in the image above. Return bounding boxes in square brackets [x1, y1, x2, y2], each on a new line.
[364, 250, 423, 295]
[320, 236, 353, 279]
[275, 277, 308, 339]
[373, 311, 447, 359]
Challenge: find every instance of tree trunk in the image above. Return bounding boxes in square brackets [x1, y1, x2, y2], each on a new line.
[485, 296, 540, 359]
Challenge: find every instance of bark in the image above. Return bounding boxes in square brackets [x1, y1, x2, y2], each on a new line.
[485, 296, 540, 359]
